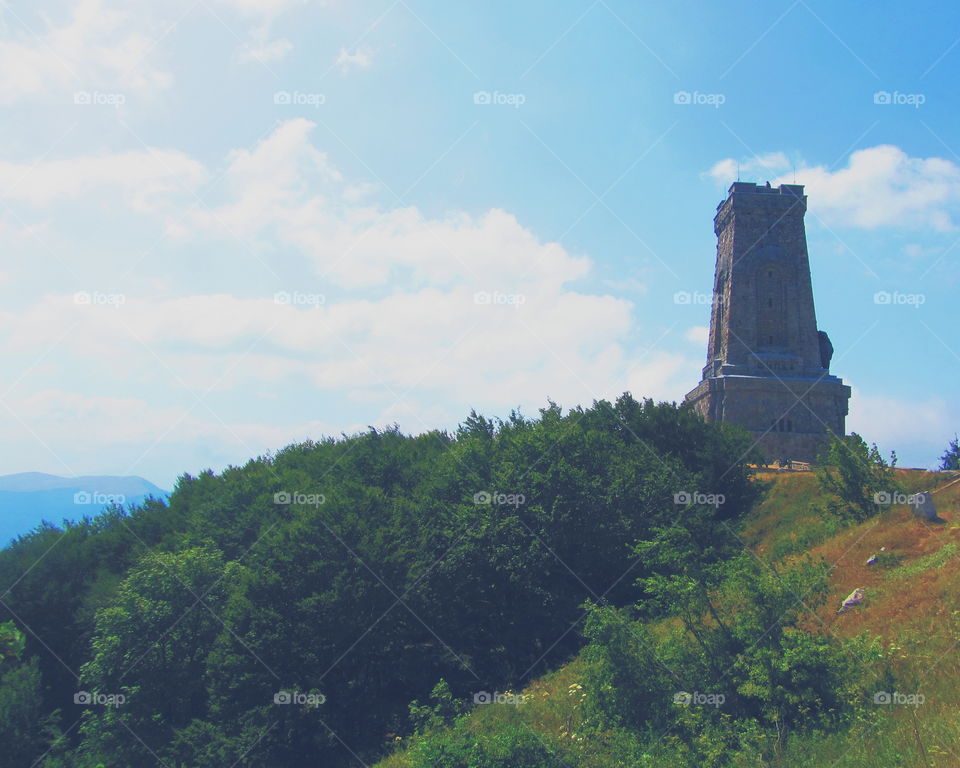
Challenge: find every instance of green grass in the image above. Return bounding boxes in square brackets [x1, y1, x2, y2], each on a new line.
[884, 542, 958, 581]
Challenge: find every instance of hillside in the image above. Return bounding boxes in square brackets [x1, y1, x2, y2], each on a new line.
[375, 467, 960, 768]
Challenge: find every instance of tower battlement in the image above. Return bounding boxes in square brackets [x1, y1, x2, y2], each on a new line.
[724, 181, 805, 198]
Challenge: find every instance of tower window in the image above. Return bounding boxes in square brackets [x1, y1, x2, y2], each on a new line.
[768, 298, 773, 308]
[768, 335, 774, 344]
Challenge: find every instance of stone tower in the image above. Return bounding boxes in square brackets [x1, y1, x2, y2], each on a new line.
[684, 182, 850, 463]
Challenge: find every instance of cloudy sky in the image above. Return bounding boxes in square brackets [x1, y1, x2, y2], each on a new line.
[0, 0, 958, 489]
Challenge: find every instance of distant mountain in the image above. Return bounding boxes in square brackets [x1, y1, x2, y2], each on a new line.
[0, 472, 169, 545]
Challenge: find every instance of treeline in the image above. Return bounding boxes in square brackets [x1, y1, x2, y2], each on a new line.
[0, 395, 761, 766]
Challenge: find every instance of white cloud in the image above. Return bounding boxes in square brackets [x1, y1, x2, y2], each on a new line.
[847, 386, 953, 465]
[239, 37, 293, 63]
[705, 152, 791, 187]
[335, 45, 375, 75]
[191, 120, 589, 291]
[214, 0, 326, 62]
[0, 148, 207, 210]
[213, 0, 318, 17]
[0, 0, 172, 104]
[625, 353, 699, 404]
[0, 120, 699, 484]
[707, 145, 960, 231]
[684, 325, 709, 345]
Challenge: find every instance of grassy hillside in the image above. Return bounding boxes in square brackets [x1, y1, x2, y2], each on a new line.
[376, 468, 960, 768]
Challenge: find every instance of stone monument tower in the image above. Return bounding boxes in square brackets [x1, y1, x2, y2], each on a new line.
[684, 182, 851, 463]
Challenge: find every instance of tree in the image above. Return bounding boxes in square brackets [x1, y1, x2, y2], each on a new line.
[581, 545, 878, 764]
[78, 547, 242, 766]
[815, 433, 900, 522]
[940, 435, 960, 471]
[0, 621, 49, 764]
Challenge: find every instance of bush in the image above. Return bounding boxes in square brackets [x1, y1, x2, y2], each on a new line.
[815, 433, 899, 523]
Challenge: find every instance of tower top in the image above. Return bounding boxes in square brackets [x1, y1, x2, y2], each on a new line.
[717, 181, 805, 210]
[715, 181, 807, 230]
[727, 181, 804, 197]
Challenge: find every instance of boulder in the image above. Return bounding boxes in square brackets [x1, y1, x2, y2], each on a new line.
[838, 588, 864, 614]
[911, 492, 941, 522]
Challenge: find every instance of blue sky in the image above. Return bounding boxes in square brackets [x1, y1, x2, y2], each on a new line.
[0, 0, 958, 489]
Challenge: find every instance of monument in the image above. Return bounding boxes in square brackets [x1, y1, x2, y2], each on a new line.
[684, 181, 851, 463]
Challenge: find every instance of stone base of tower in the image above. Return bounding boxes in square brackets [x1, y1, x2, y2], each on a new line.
[684, 374, 851, 465]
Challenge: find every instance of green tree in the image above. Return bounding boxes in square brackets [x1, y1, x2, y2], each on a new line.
[78, 546, 241, 765]
[0, 621, 49, 764]
[815, 432, 899, 522]
[940, 435, 960, 471]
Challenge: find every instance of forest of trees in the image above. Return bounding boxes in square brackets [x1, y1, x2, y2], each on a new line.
[0, 395, 890, 766]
